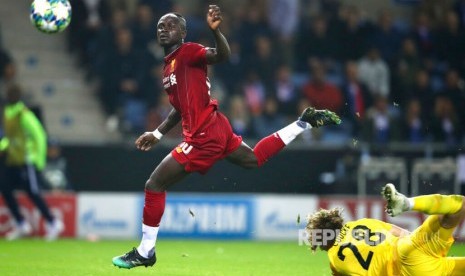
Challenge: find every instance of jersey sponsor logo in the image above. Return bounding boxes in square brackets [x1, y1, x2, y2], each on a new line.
[175, 142, 193, 155]
[170, 74, 177, 85]
[81, 209, 128, 230]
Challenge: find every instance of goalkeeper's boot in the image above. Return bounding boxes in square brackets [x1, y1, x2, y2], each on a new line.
[298, 107, 341, 128]
[382, 183, 410, 217]
[112, 247, 156, 269]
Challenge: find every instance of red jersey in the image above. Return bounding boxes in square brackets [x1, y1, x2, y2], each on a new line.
[162, 42, 218, 138]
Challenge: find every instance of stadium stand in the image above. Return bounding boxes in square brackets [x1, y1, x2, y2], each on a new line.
[0, 0, 120, 144]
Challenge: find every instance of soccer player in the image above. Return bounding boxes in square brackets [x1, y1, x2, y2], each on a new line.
[306, 183, 465, 275]
[0, 84, 64, 240]
[112, 5, 341, 269]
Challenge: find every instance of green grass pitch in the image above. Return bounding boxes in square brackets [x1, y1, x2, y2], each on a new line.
[1, 240, 465, 276]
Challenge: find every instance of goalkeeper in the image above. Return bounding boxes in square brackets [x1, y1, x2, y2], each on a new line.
[306, 183, 465, 275]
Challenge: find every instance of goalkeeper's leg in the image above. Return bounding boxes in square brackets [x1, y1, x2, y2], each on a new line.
[382, 183, 464, 220]
[383, 184, 465, 275]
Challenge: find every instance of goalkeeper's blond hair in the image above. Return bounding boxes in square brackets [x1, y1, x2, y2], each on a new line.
[306, 208, 344, 252]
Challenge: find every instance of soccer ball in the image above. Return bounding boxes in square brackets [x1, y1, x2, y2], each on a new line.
[30, 0, 72, 34]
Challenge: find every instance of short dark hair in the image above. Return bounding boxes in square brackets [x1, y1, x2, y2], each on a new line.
[172, 12, 187, 31]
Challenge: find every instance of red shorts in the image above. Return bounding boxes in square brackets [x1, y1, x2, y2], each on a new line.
[171, 111, 242, 174]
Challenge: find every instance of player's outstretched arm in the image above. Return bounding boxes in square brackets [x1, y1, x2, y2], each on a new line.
[135, 108, 181, 151]
[205, 5, 231, 64]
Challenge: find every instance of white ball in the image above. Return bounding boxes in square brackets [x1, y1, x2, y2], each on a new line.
[30, 0, 72, 34]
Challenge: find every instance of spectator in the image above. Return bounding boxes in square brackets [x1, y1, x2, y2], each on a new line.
[228, 95, 251, 136]
[357, 47, 390, 97]
[92, 7, 130, 74]
[98, 27, 152, 133]
[131, 3, 157, 51]
[267, 0, 299, 63]
[67, 0, 110, 67]
[252, 97, 287, 138]
[409, 11, 437, 59]
[371, 9, 404, 65]
[340, 61, 372, 135]
[403, 69, 434, 122]
[242, 71, 266, 116]
[437, 10, 465, 72]
[139, 0, 173, 20]
[301, 60, 344, 113]
[319, 0, 342, 21]
[395, 38, 423, 97]
[216, 41, 245, 94]
[336, 6, 372, 61]
[235, 5, 270, 60]
[419, 0, 454, 28]
[294, 15, 337, 72]
[268, 0, 299, 41]
[430, 96, 462, 145]
[248, 35, 281, 91]
[272, 64, 299, 118]
[401, 99, 427, 143]
[438, 69, 465, 127]
[362, 95, 401, 144]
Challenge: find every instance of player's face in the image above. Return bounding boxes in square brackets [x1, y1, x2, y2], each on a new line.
[157, 15, 185, 47]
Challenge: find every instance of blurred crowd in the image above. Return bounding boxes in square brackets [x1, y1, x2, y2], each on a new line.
[63, 0, 465, 145]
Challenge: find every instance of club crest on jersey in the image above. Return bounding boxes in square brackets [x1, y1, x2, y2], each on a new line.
[163, 73, 177, 89]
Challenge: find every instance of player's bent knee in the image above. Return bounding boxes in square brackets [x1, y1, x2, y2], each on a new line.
[145, 178, 165, 192]
[244, 161, 259, 169]
[241, 159, 259, 169]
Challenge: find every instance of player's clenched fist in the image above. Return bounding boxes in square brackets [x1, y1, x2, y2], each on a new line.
[207, 5, 223, 30]
[135, 132, 160, 151]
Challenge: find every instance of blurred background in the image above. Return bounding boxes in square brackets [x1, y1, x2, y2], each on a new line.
[0, 0, 464, 241]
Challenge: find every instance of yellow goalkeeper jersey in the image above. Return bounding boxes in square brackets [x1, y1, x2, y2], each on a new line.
[327, 218, 399, 276]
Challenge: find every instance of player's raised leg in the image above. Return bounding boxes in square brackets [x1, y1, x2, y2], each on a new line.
[112, 154, 189, 269]
[227, 107, 341, 168]
[382, 183, 464, 217]
[383, 184, 465, 275]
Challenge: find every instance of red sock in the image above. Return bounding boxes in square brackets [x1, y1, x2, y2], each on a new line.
[142, 190, 166, 227]
[253, 133, 286, 167]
